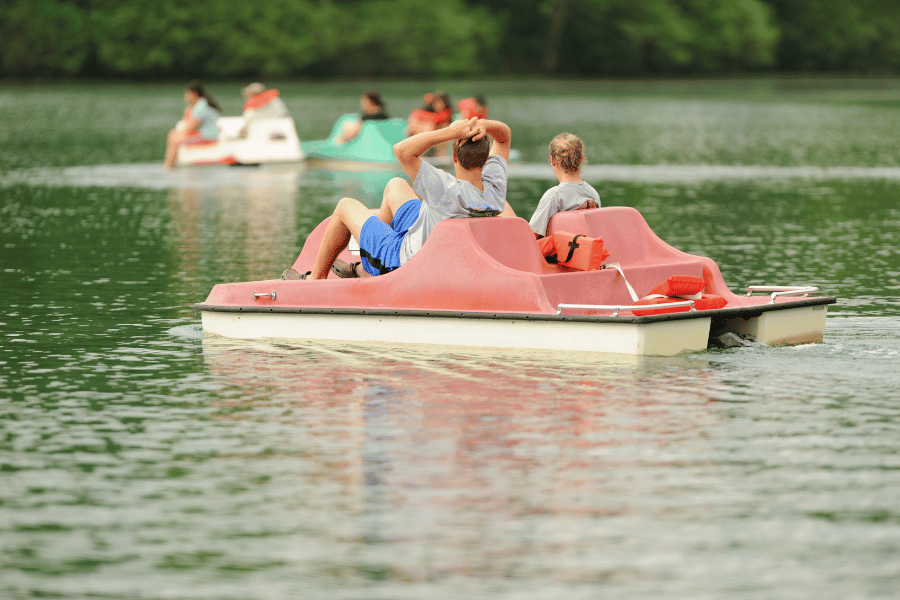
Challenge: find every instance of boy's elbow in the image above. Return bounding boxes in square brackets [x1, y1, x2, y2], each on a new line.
[393, 141, 411, 161]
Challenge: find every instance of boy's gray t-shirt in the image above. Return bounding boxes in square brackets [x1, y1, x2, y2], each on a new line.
[399, 155, 508, 265]
[529, 181, 601, 236]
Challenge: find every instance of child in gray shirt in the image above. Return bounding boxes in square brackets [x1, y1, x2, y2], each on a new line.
[529, 133, 600, 237]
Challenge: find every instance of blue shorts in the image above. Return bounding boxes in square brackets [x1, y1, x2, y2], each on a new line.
[358, 199, 421, 276]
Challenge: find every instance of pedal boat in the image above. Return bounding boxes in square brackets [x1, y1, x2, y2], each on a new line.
[300, 114, 521, 169]
[176, 116, 304, 166]
[195, 207, 837, 356]
[300, 114, 407, 167]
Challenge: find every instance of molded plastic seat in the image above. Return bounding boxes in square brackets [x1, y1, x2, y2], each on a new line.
[546, 207, 740, 301]
[547, 206, 684, 265]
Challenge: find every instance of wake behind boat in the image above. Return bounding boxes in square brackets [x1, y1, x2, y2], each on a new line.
[195, 207, 836, 356]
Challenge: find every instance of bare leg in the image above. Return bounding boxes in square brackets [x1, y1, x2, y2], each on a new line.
[378, 177, 420, 225]
[164, 128, 187, 169]
[328, 178, 419, 279]
[308, 197, 375, 280]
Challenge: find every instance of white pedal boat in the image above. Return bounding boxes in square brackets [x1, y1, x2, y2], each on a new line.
[176, 116, 304, 166]
[195, 207, 836, 356]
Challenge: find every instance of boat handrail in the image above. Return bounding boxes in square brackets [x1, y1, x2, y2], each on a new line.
[253, 290, 276, 300]
[556, 300, 696, 317]
[746, 285, 819, 304]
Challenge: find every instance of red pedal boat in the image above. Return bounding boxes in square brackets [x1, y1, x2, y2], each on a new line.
[196, 207, 836, 356]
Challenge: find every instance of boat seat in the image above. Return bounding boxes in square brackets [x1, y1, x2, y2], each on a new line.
[546, 206, 739, 300]
[548, 206, 687, 266]
[216, 116, 245, 140]
[426, 216, 547, 274]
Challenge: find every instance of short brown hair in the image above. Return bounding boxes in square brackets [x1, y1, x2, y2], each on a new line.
[549, 132, 584, 174]
[454, 135, 491, 170]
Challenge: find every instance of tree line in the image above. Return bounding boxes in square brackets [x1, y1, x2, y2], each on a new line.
[4, 0, 900, 78]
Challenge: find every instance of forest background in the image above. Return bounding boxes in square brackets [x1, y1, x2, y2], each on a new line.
[3, 0, 900, 79]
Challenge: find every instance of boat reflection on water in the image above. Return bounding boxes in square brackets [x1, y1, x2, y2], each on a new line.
[167, 182, 299, 284]
[199, 335, 724, 578]
[305, 168, 401, 206]
[165, 166, 403, 287]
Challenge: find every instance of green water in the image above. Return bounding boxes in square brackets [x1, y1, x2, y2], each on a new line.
[1, 80, 899, 600]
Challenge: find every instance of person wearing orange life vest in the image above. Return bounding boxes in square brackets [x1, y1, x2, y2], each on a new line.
[406, 90, 453, 137]
[241, 82, 290, 120]
[529, 132, 600, 238]
[457, 94, 489, 120]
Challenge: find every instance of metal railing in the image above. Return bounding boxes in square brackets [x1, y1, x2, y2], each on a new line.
[557, 300, 696, 316]
[746, 285, 818, 304]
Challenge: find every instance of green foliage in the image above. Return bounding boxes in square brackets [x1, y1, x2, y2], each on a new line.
[767, 0, 900, 72]
[86, 0, 346, 77]
[1, 0, 900, 77]
[0, 0, 91, 76]
[477, 0, 779, 74]
[331, 0, 499, 76]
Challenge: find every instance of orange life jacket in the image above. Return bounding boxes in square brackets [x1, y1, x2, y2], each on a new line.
[538, 231, 609, 271]
[632, 275, 727, 315]
[243, 89, 280, 112]
[410, 108, 452, 125]
[457, 98, 488, 120]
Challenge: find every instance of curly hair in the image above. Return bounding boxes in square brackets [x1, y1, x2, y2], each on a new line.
[549, 132, 584, 174]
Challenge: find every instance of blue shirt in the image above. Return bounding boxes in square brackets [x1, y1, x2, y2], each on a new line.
[191, 98, 221, 140]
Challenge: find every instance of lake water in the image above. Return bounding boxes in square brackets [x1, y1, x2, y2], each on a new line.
[1, 79, 899, 600]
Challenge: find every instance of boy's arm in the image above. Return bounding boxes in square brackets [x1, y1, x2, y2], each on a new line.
[394, 118, 479, 181]
[474, 119, 511, 162]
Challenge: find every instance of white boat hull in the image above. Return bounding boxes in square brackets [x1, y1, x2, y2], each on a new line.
[198, 300, 833, 357]
[200, 310, 714, 356]
[177, 117, 304, 166]
[720, 303, 829, 345]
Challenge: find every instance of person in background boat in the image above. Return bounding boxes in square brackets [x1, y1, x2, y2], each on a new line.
[283, 117, 516, 281]
[335, 89, 390, 145]
[241, 82, 290, 120]
[528, 132, 601, 238]
[457, 94, 489, 120]
[164, 81, 223, 169]
[406, 90, 453, 137]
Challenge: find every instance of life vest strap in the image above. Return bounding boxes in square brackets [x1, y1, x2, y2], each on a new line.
[603, 263, 639, 303]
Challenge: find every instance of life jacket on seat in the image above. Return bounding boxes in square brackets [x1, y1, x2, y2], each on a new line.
[632, 275, 727, 315]
[538, 231, 609, 271]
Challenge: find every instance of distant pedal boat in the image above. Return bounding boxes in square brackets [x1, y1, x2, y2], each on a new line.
[300, 113, 521, 168]
[176, 116, 305, 166]
[195, 207, 836, 356]
[300, 113, 407, 167]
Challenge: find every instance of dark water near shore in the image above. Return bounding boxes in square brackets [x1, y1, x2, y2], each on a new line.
[1, 80, 899, 599]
